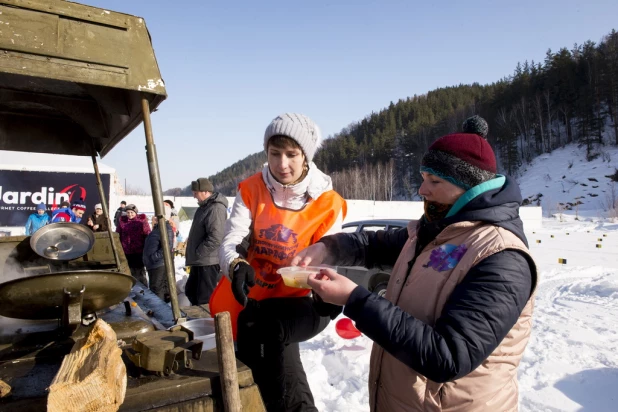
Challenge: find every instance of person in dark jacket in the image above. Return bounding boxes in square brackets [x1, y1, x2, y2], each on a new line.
[116, 204, 151, 286]
[114, 200, 126, 228]
[184, 178, 228, 305]
[86, 203, 109, 233]
[293, 116, 537, 412]
[143, 216, 174, 301]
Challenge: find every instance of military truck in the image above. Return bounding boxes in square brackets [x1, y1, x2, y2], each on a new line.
[0, 1, 264, 410]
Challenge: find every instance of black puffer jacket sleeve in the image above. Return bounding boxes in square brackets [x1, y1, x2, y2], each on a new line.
[343, 249, 534, 383]
[319, 227, 409, 268]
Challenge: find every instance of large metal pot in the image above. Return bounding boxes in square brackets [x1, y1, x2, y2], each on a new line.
[0, 270, 135, 320]
[29, 222, 95, 261]
[174, 318, 216, 351]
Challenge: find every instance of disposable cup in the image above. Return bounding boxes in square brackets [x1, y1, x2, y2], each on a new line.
[276, 266, 323, 289]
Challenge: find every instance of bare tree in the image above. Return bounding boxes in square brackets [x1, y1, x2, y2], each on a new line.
[125, 184, 149, 195]
[534, 93, 546, 152]
[353, 166, 361, 200]
[544, 89, 555, 148]
[559, 105, 573, 144]
[376, 162, 383, 200]
[370, 164, 376, 201]
[387, 159, 395, 201]
[513, 99, 530, 162]
[603, 182, 618, 221]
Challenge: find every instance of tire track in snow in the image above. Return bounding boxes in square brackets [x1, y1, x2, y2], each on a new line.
[520, 268, 618, 411]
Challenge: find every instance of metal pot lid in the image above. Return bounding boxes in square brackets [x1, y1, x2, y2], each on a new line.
[0, 270, 135, 320]
[30, 222, 95, 261]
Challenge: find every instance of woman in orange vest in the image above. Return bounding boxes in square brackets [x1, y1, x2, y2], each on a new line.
[210, 113, 347, 412]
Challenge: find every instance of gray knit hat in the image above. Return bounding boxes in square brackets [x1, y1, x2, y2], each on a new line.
[263, 113, 322, 162]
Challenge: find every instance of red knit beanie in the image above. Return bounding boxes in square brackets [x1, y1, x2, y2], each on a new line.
[420, 116, 496, 190]
[71, 198, 87, 212]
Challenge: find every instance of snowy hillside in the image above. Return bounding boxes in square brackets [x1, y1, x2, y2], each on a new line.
[518, 143, 618, 214]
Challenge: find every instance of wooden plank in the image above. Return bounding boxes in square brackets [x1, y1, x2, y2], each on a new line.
[215, 312, 242, 412]
[0, 378, 11, 398]
[47, 319, 126, 412]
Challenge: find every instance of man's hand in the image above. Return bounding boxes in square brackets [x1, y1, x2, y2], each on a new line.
[290, 242, 328, 267]
[307, 268, 358, 306]
[93, 224, 99, 230]
[231, 261, 256, 307]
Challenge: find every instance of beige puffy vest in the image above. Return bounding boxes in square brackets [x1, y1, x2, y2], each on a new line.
[368, 220, 537, 412]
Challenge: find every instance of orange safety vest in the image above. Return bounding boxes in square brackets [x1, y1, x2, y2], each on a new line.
[209, 172, 347, 338]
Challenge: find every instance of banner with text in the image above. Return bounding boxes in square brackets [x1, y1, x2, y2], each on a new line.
[0, 170, 110, 226]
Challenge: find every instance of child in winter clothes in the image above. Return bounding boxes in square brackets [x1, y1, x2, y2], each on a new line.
[163, 200, 179, 250]
[143, 216, 174, 301]
[116, 204, 151, 286]
[52, 199, 86, 223]
[210, 113, 347, 412]
[294, 116, 537, 412]
[25, 203, 49, 235]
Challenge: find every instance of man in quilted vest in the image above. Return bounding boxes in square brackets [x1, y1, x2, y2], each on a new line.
[295, 116, 537, 412]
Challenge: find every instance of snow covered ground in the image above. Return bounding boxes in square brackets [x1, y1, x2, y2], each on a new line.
[173, 216, 618, 411]
[517, 217, 618, 412]
[296, 216, 618, 412]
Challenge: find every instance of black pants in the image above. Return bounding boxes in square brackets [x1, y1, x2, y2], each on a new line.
[237, 297, 330, 412]
[126, 253, 148, 287]
[147, 266, 170, 302]
[185, 265, 221, 305]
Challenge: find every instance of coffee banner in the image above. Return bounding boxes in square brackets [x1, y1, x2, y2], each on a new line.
[0, 170, 110, 227]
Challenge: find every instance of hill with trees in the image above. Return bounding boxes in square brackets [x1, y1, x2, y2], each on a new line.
[166, 29, 618, 200]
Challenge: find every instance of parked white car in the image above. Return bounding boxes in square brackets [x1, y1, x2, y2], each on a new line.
[337, 219, 411, 296]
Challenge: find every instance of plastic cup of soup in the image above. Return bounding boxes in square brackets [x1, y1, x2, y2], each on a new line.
[276, 266, 323, 289]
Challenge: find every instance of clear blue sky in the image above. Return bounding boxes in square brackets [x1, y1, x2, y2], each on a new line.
[86, 0, 618, 192]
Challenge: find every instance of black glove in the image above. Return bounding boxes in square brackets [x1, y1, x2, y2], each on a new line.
[312, 292, 343, 320]
[231, 261, 256, 307]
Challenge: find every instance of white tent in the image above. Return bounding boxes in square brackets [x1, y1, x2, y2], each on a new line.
[0, 151, 116, 174]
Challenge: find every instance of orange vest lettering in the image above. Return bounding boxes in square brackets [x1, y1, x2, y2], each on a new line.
[210, 172, 346, 338]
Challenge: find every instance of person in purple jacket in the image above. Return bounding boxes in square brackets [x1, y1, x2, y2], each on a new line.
[116, 204, 151, 286]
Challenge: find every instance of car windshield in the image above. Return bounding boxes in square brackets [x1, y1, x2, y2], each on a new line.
[361, 225, 387, 232]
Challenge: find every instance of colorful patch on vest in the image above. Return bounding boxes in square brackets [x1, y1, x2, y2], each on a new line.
[259, 224, 298, 244]
[253, 258, 280, 284]
[424, 244, 468, 272]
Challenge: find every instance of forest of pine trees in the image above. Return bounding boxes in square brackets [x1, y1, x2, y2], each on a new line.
[166, 29, 618, 200]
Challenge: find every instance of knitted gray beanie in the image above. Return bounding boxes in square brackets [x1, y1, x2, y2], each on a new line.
[263, 113, 322, 162]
